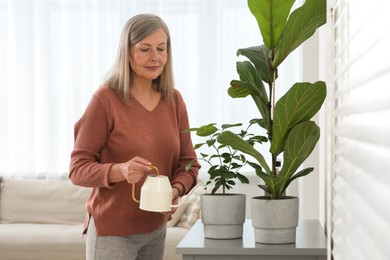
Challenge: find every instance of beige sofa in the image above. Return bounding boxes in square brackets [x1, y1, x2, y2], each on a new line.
[0, 176, 201, 260]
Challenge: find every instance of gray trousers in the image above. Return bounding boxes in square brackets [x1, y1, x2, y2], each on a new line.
[86, 217, 166, 260]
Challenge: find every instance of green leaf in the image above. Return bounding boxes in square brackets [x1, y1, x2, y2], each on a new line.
[185, 160, 195, 172]
[232, 57, 270, 131]
[221, 123, 243, 130]
[239, 129, 247, 137]
[237, 173, 250, 184]
[247, 161, 262, 172]
[196, 124, 218, 137]
[279, 121, 320, 181]
[209, 154, 221, 160]
[248, 0, 296, 50]
[253, 168, 277, 195]
[211, 185, 220, 194]
[206, 139, 216, 147]
[237, 45, 272, 83]
[248, 135, 268, 145]
[249, 118, 267, 130]
[257, 184, 270, 194]
[218, 131, 271, 174]
[182, 127, 197, 133]
[273, 0, 327, 68]
[230, 163, 241, 169]
[248, 161, 283, 197]
[230, 61, 269, 104]
[228, 79, 257, 98]
[193, 143, 204, 150]
[217, 143, 227, 150]
[231, 155, 242, 161]
[249, 118, 263, 126]
[271, 81, 326, 155]
[228, 82, 270, 133]
[229, 65, 271, 133]
[221, 153, 232, 163]
[200, 153, 208, 158]
[251, 94, 270, 132]
[228, 180, 236, 185]
[282, 167, 313, 193]
[208, 165, 219, 178]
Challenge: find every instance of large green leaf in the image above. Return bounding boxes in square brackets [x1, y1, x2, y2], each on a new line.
[236, 60, 263, 90]
[237, 45, 271, 83]
[250, 94, 270, 132]
[229, 60, 266, 99]
[229, 79, 258, 98]
[282, 167, 313, 193]
[270, 81, 326, 155]
[250, 163, 286, 199]
[229, 60, 270, 132]
[272, 0, 326, 68]
[248, 0, 296, 50]
[256, 121, 319, 198]
[279, 121, 320, 181]
[217, 131, 271, 174]
[255, 169, 277, 192]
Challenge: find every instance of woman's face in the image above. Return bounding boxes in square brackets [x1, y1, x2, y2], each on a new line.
[129, 28, 168, 82]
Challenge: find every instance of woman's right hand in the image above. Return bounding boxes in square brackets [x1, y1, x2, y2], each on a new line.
[110, 156, 152, 184]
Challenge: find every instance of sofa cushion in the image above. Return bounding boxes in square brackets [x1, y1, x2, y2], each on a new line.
[0, 223, 85, 260]
[0, 177, 90, 224]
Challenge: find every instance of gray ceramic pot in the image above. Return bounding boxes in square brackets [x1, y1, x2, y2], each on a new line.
[251, 196, 299, 244]
[201, 193, 246, 239]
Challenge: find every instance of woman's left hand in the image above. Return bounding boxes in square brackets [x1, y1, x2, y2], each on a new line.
[171, 189, 180, 214]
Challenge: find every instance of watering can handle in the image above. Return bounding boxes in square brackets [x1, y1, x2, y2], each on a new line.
[131, 166, 159, 203]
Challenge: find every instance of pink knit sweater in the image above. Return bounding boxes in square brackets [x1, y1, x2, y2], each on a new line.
[69, 87, 200, 236]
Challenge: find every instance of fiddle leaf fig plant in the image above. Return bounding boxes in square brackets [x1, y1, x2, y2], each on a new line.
[217, 0, 327, 199]
[184, 120, 266, 194]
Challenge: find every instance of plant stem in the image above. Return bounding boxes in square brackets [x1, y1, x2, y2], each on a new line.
[211, 136, 223, 167]
[272, 155, 277, 176]
[270, 53, 278, 176]
[268, 80, 273, 140]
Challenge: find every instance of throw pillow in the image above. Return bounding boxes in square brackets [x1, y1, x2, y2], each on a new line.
[176, 183, 204, 229]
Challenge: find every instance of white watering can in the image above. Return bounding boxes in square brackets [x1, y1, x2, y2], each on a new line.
[131, 166, 202, 212]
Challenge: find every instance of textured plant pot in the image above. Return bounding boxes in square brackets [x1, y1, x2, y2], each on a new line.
[201, 193, 246, 239]
[251, 196, 299, 244]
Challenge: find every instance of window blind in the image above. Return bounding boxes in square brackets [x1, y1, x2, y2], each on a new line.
[331, 1, 390, 259]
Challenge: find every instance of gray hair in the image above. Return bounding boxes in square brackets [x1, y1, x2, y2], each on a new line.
[104, 14, 174, 103]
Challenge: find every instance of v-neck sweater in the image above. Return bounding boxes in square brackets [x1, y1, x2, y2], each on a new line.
[69, 86, 200, 236]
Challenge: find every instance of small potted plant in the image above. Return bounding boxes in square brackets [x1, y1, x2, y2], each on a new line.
[217, 0, 327, 244]
[185, 121, 264, 239]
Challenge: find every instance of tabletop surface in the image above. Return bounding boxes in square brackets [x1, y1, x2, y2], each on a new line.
[176, 219, 327, 256]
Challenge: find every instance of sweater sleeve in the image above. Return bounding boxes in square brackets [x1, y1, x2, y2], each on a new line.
[69, 92, 116, 189]
[171, 91, 201, 195]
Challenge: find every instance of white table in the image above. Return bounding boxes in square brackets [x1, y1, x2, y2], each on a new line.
[176, 219, 327, 260]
